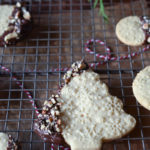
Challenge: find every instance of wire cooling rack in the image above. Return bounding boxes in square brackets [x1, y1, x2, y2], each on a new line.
[0, 0, 150, 150]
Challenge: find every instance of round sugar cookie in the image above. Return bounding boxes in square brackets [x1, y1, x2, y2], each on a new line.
[133, 66, 150, 110]
[116, 16, 146, 46]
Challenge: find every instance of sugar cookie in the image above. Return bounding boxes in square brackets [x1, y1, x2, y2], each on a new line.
[116, 16, 150, 46]
[133, 65, 150, 110]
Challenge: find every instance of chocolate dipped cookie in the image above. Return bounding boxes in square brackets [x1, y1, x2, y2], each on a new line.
[34, 60, 136, 150]
[0, 2, 31, 46]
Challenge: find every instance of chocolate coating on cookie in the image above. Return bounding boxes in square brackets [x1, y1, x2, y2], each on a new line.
[0, 2, 31, 46]
[141, 16, 150, 43]
[34, 95, 69, 146]
[41, 95, 62, 133]
[34, 119, 67, 145]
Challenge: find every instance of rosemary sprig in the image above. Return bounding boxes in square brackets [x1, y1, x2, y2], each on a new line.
[89, 0, 108, 22]
[94, 0, 98, 8]
[99, 0, 108, 21]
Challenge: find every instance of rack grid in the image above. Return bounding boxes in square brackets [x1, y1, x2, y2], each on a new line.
[0, 0, 150, 149]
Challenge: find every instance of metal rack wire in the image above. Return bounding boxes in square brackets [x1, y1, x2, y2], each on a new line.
[0, 0, 150, 149]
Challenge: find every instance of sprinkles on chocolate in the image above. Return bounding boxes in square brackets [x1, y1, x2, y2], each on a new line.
[0, 2, 31, 46]
[35, 94, 62, 137]
[34, 60, 89, 144]
[141, 16, 150, 43]
[116, 16, 150, 46]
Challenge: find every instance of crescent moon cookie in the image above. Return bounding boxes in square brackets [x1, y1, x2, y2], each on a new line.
[0, 132, 18, 150]
[133, 66, 150, 110]
[34, 60, 136, 150]
[116, 16, 150, 46]
[0, 2, 31, 47]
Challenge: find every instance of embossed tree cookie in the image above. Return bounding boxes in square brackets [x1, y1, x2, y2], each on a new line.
[34, 60, 136, 150]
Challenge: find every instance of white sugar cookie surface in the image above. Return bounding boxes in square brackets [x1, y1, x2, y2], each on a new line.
[59, 70, 136, 150]
[133, 66, 150, 110]
[0, 5, 14, 36]
[116, 16, 145, 46]
[0, 133, 9, 150]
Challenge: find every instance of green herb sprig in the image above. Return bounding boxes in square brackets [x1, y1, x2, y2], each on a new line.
[89, 0, 108, 22]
